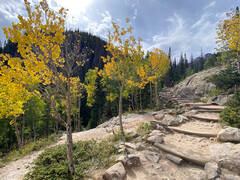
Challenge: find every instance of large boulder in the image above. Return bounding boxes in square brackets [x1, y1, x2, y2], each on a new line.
[161, 115, 181, 126]
[208, 94, 234, 105]
[217, 127, 240, 143]
[172, 67, 224, 98]
[103, 162, 126, 180]
[209, 143, 240, 174]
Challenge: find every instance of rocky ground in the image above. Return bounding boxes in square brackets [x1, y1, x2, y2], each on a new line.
[100, 96, 240, 180]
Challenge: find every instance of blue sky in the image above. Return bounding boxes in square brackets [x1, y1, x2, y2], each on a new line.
[0, 0, 239, 60]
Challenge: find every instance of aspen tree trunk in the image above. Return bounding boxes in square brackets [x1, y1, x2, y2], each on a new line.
[46, 117, 49, 138]
[155, 82, 159, 106]
[119, 84, 125, 138]
[32, 118, 36, 142]
[14, 119, 22, 150]
[140, 89, 142, 110]
[131, 92, 134, 110]
[66, 78, 75, 175]
[55, 119, 59, 135]
[150, 82, 152, 107]
[77, 97, 81, 131]
[134, 90, 138, 110]
[21, 116, 25, 146]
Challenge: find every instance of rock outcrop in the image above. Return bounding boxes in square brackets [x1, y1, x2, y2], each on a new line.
[172, 67, 224, 98]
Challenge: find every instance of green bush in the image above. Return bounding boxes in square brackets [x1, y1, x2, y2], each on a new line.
[137, 122, 152, 137]
[208, 66, 240, 90]
[220, 92, 240, 128]
[0, 134, 60, 167]
[220, 107, 240, 128]
[208, 88, 225, 97]
[24, 140, 117, 180]
[112, 130, 135, 142]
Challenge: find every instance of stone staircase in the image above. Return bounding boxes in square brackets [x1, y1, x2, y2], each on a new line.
[148, 99, 240, 179]
[102, 91, 240, 180]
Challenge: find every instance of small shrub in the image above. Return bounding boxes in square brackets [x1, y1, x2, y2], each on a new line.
[220, 92, 240, 128]
[220, 107, 240, 128]
[208, 66, 240, 90]
[208, 88, 225, 97]
[24, 140, 117, 180]
[137, 122, 152, 137]
[0, 134, 60, 167]
[112, 130, 135, 142]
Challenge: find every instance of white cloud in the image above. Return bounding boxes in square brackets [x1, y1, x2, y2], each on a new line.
[204, 1, 216, 9]
[191, 13, 211, 28]
[0, 0, 25, 20]
[87, 11, 112, 38]
[143, 12, 219, 59]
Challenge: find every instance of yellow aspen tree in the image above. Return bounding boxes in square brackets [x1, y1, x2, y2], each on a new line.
[216, 7, 240, 68]
[101, 19, 148, 138]
[146, 48, 170, 106]
[2, 0, 77, 175]
[0, 54, 33, 148]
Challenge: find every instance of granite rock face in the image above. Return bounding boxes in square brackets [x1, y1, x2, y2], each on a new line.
[172, 67, 224, 98]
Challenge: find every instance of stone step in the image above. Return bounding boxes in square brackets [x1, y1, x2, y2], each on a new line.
[169, 127, 217, 138]
[190, 114, 219, 122]
[154, 143, 211, 167]
[176, 119, 221, 135]
[196, 109, 223, 113]
[183, 102, 212, 107]
[194, 105, 225, 111]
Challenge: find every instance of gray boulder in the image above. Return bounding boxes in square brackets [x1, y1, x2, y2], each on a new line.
[161, 115, 180, 126]
[208, 94, 234, 106]
[103, 162, 126, 180]
[144, 151, 161, 163]
[147, 135, 164, 144]
[154, 114, 165, 120]
[149, 130, 165, 137]
[210, 143, 240, 174]
[204, 162, 221, 180]
[217, 127, 240, 143]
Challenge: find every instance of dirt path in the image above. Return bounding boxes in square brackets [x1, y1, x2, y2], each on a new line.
[0, 113, 154, 180]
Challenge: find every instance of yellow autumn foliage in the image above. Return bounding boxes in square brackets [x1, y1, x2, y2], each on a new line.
[216, 8, 240, 57]
[146, 48, 170, 85]
[0, 0, 67, 119]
